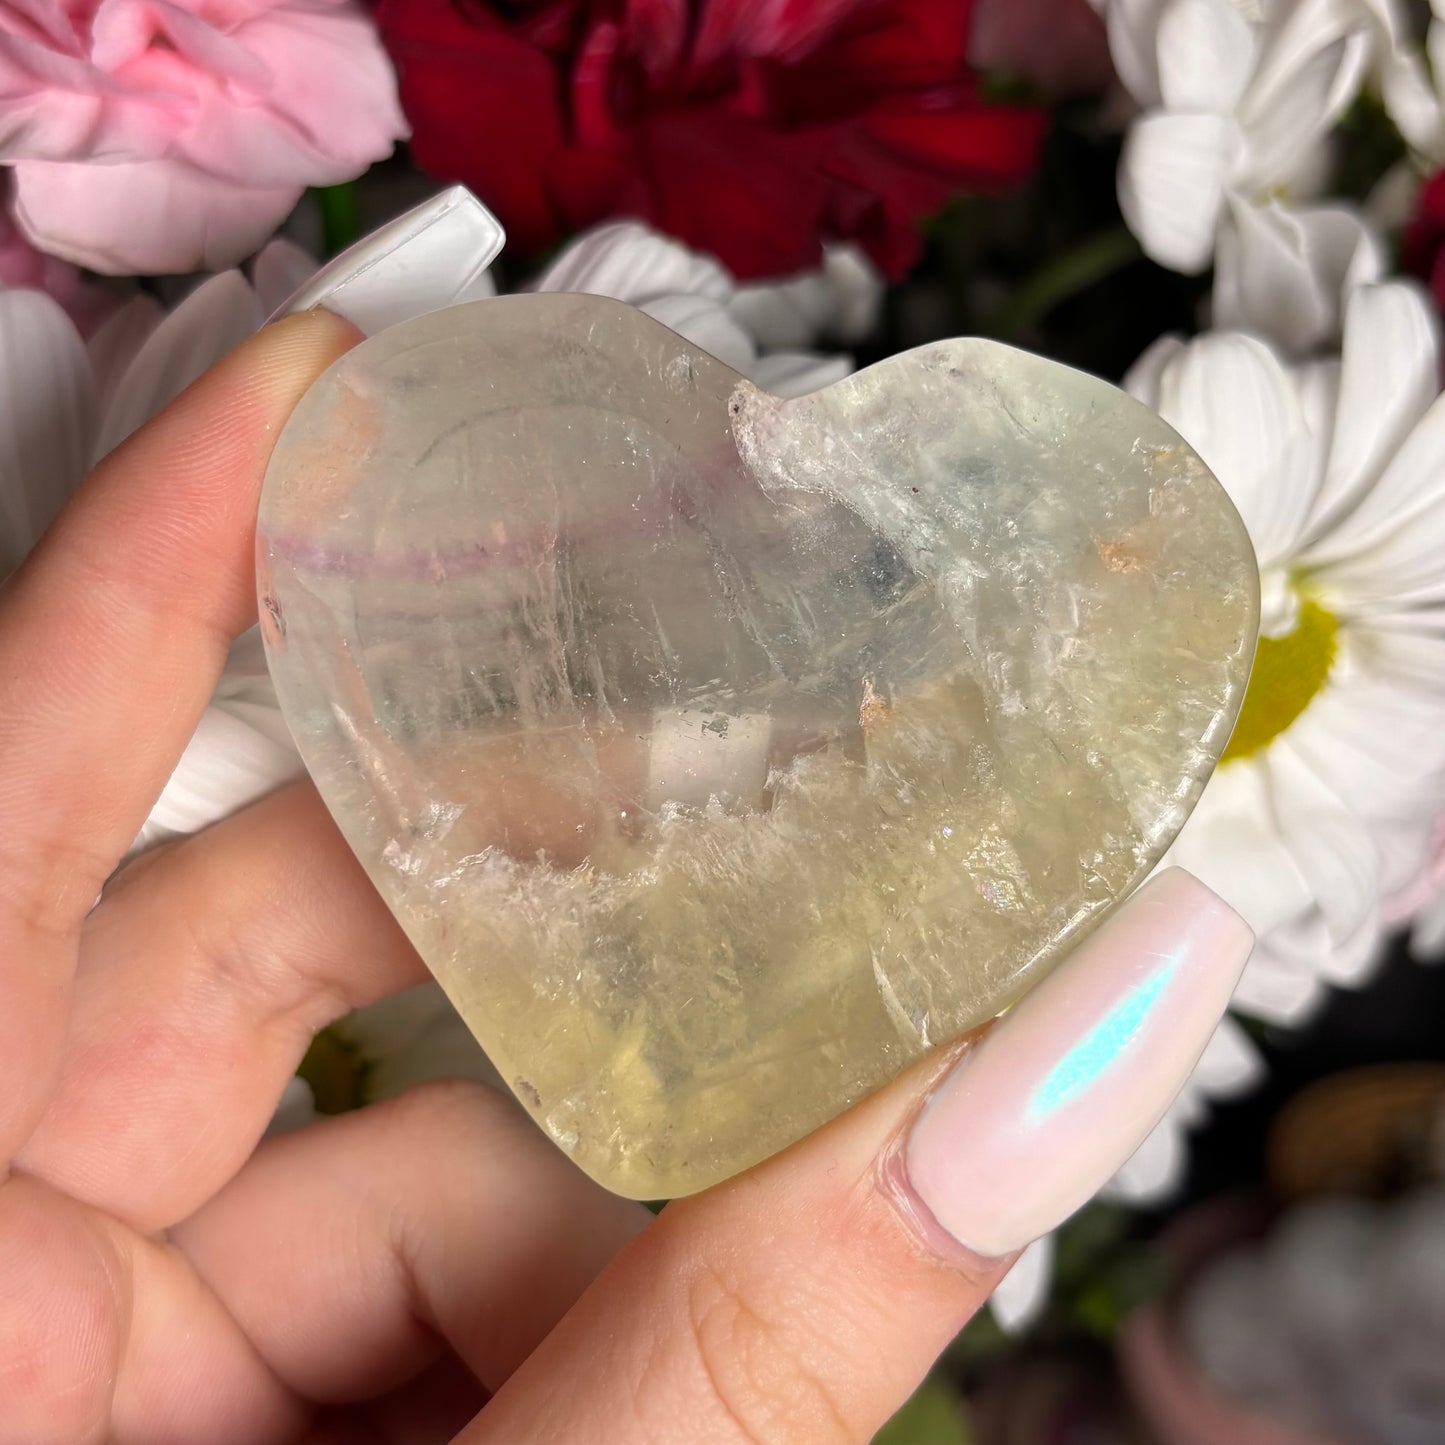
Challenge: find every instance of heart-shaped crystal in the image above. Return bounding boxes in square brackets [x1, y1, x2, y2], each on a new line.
[257, 295, 1258, 1199]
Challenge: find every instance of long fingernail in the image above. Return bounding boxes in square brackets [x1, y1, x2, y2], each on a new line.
[269, 186, 505, 334]
[904, 868, 1252, 1258]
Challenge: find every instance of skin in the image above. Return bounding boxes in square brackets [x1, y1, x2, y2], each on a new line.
[0, 312, 1051, 1445]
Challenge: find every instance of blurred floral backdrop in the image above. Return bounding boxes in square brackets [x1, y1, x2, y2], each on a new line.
[5, 0, 1445, 1439]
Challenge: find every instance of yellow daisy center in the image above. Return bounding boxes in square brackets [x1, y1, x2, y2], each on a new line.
[1222, 596, 1340, 763]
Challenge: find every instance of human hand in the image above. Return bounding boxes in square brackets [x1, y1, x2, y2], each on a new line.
[0, 313, 1253, 1444]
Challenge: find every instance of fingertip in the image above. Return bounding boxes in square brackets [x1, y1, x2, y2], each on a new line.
[902, 867, 1254, 1259]
[251, 307, 366, 397]
[1148, 865, 1255, 958]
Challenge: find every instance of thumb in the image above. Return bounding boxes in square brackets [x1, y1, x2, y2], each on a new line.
[459, 867, 1253, 1445]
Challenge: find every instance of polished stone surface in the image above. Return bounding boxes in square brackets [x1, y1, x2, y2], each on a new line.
[257, 295, 1258, 1199]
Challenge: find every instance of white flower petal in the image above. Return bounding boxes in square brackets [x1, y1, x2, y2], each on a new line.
[215, 626, 281, 708]
[1365, 159, 1426, 234]
[1105, 0, 1170, 105]
[729, 244, 882, 349]
[1149, 331, 1316, 563]
[1239, 2, 1370, 189]
[1309, 395, 1445, 610]
[85, 293, 163, 419]
[748, 351, 853, 398]
[818, 245, 883, 343]
[216, 697, 296, 752]
[1244, 0, 1363, 112]
[1232, 929, 1332, 1023]
[1376, 814, 1441, 906]
[1429, 2, 1445, 65]
[1348, 0, 1445, 157]
[988, 1234, 1054, 1332]
[1192, 1014, 1266, 1097]
[339, 982, 505, 1102]
[131, 703, 304, 854]
[1106, 1111, 1186, 1201]
[730, 274, 838, 350]
[1119, 111, 1240, 273]
[1265, 740, 1383, 971]
[1261, 897, 1378, 993]
[0, 288, 94, 568]
[1281, 653, 1445, 825]
[1123, 332, 1187, 406]
[1166, 762, 1318, 934]
[1383, 43, 1443, 158]
[1411, 886, 1445, 957]
[534, 222, 732, 307]
[251, 237, 319, 317]
[1213, 199, 1382, 355]
[1357, 629, 1445, 706]
[1258, 563, 1302, 637]
[1170, 1080, 1209, 1127]
[640, 293, 757, 373]
[92, 270, 263, 463]
[1317, 911, 1385, 986]
[1290, 355, 1341, 501]
[1156, 0, 1258, 113]
[1300, 282, 1439, 551]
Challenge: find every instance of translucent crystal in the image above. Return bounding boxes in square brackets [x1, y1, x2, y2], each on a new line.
[257, 295, 1258, 1199]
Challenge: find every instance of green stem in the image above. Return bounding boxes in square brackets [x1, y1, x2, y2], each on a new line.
[317, 181, 362, 256]
[999, 226, 1142, 336]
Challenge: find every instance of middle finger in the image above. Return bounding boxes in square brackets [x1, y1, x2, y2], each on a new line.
[16, 782, 428, 1231]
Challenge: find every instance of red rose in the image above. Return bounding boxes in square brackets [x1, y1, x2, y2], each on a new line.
[376, 0, 1045, 280]
[1403, 169, 1445, 314]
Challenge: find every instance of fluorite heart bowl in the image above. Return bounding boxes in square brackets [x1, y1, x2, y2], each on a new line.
[256, 294, 1259, 1200]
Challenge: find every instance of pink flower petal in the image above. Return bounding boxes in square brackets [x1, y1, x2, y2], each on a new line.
[12, 156, 300, 273]
[187, 4, 406, 182]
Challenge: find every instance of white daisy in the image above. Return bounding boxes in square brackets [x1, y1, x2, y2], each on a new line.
[1129, 278, 1445, 1024]
[526, 220, 875, 398]
[1106, 0, 1383, 350]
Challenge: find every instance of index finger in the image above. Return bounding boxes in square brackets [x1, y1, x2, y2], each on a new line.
[464, 871, 1253, 1445]
[0, 310, 358, 1158]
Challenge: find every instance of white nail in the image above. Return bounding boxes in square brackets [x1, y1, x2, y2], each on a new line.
[905, 869, 1253, 1258]
[270, 186, 506, 335]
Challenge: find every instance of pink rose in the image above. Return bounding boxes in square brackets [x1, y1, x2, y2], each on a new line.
[0, 1, 407, 275]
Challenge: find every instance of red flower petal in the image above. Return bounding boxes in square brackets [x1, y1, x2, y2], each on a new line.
[808, 0, 976, 82]
[1402, 168, 1445, 289]
[625, 0, 689, 74]
[691, 0, 879, 69]
[861, 98, 1046, 183]
[631, 109, 835, 276]
[377, 0, 569, 253]
[378, 0, 1044, 279]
